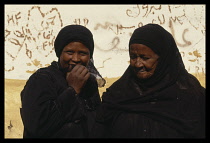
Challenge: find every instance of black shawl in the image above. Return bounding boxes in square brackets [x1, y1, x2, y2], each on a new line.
[95, 24, 205, 138]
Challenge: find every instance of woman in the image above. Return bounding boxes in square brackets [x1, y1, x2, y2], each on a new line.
[91, 24, 205, 138]
[20, 25, 104, 138]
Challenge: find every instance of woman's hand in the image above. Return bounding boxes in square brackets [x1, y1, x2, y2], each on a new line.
[66, 65, 90, 94]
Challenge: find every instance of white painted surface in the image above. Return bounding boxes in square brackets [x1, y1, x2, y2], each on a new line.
[5, 4, 206, 80]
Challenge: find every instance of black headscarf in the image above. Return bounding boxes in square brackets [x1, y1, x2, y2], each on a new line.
[54, 24, 94, 58]
[129, 24, 185, 89]
[96, 24, 205, 137]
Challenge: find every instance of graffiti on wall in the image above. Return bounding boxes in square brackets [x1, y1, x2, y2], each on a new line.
[5, 5, 205, 79]
[5, 6, 63, 74]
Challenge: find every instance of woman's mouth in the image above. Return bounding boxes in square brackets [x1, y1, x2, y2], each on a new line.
[68, 64, 76, 72]
[134, 67, 146, 73]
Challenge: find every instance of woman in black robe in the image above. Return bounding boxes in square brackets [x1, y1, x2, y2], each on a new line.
[91, 24, 205, 138]
[20, 25, 104, 138]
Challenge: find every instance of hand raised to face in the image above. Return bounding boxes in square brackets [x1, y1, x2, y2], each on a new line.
[66, 64, 90, 94]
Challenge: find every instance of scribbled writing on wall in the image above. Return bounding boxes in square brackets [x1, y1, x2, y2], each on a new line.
[5, 6, 63, 73]
[5, 5, 205, 79]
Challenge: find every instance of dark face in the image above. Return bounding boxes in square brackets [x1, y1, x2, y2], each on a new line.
[129, 44, 159, 79]
[59, 42, 90, 71]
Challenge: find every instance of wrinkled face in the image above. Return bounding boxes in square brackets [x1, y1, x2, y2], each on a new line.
[59, 42, 90, 72]
[129, 44, 159, 79]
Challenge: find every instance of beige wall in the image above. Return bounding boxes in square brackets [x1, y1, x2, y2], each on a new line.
[5, 4, 205, 79]
[4, 4, 206, 138]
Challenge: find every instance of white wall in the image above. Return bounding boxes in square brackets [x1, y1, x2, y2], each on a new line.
[5, 4, 206, 80]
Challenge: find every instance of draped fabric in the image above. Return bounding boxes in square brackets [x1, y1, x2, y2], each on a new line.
[20, 61, 101, 138]
[94, 24, 205, 138]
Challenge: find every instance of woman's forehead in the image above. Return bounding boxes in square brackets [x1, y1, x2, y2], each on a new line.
[130, 44, 155, 53]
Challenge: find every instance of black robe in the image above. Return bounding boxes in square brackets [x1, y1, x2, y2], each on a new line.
[20, 61, 101, 138]
[91, 66, 205, 138]
[91, 24, 205, 138]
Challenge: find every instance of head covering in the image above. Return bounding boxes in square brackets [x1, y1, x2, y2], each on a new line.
[54, 25, 94, 58]
[128, 24, 185, 89]
[95, 24, 205, 137]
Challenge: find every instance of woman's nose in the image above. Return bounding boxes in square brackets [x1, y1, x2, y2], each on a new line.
[72, 53, 80, 62]
[135, 57, 144, 67]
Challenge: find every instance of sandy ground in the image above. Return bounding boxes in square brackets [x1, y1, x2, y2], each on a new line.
[4, 73, 205, 138]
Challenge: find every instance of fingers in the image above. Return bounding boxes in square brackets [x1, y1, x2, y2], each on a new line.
[71, 65, 84, 73]
[71, 64, 89, 77]
[66, 65, 90, 94]
[84, 71, 90, 80]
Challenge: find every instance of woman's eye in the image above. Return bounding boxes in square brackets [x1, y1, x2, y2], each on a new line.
[66, 51, 73, 55]
[80, 52, 89, 56]
[130, 55, 137, 59]
[142, 57, 149, 60]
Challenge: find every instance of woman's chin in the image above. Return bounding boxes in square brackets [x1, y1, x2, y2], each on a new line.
[136, 72, 151, 80]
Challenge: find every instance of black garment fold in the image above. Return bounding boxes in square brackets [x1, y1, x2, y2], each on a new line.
[20, 61, 101, 138]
